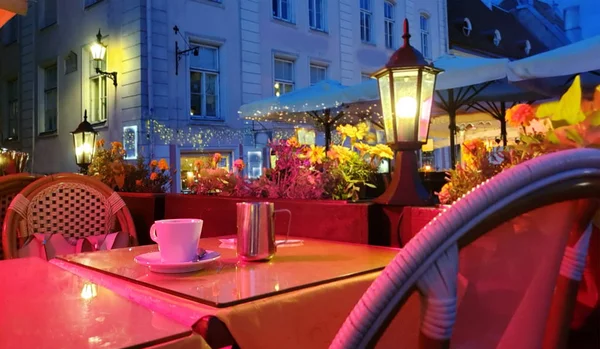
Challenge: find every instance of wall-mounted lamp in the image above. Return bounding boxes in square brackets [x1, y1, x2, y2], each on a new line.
[174, 25, 200, 75]
[90, 29, 118, 86]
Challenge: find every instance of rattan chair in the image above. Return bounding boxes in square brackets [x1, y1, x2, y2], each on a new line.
[0, 173, 42, 260]
[331, 148, 600, 349]
[2, 173, 137, 259]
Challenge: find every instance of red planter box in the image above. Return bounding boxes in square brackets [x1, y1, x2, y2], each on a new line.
[118, 193, 165, 245]
[164, 194, 388, 245]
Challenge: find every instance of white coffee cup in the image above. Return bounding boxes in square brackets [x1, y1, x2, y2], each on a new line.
[150, 219, 203, 263]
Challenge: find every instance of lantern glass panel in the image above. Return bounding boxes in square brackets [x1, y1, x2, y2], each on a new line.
[90, 42, 106, 61]
[418, 70, 436, 142]
[392, 69, 419, 143]
[376, 73, 395, 143]
[74, 131, 97, 166]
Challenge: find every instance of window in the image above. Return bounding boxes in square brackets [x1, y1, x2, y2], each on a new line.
[190, 45, 219, 119]
[420, 14, 431, 59]
[273, 0, 294, 22]
[384, 1, 395, 49]
[309, 0, 326, 31]
[2, 17, 17, 45]
[310, 64, 327, 85]
[84, 0, 104, 7]
[273, 58, 294, 96]
[41, 65, 58, 134]
[6, 79, 18, 140]
[360, 0, 372, 43]
[89, 56, 107, 123]
[39, 0, 57, 29]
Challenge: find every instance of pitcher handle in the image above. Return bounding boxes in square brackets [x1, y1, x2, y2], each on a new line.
[274, 209, 292, 245]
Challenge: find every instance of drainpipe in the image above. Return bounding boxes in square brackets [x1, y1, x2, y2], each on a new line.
[30, 1, 37, 172]
[146, 0, 154, 159]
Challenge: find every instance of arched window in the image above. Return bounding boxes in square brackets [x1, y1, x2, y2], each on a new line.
[524, 40, 531, 55]
[462, 17, 472, 37]
[493, 29, 502, 46]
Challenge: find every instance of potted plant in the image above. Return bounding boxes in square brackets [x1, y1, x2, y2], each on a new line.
[166, 123, 393, 244]
[87, 140, 174, 245]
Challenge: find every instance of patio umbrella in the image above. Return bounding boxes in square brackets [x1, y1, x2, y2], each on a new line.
[507, 35, 600, 97]
[0, 0, 27, 28]
[508, 35, 600, 82]
[239, 80, 376, 150]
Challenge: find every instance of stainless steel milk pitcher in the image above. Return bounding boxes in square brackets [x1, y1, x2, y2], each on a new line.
[236, 202, 292, 261]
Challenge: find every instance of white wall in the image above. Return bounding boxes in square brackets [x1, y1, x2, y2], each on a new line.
[0, 0, 448, 179]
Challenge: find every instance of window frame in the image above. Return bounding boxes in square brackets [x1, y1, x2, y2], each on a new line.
[88, 56, 108, 125]
[309, 0, 327, 32]
[273, 57, 295, 96]
[2, 16, 18, 45]
[420, 13, 431, 60]
[189, 43, 221, 120]
[384, 1, 395, 49]
[360, 0, 373, 43]
[39, 0, 58, 30]
[272, 0, 295, 23]
[309, 63, 328, 86]
[84, 0, 104, 9]
[40, 63, 58, 135]
[6, 78, 19, 141]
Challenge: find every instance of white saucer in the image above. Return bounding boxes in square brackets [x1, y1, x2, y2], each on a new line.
[134, 250, 221, 274]
[219, 238, 304, 248]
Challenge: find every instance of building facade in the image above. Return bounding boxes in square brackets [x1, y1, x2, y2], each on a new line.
[0, 0, 447, 190]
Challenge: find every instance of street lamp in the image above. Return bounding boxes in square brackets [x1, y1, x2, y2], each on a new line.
[372, 19, 443, 206]
[71, 110, 98, 174]
[90, 29, 118, 86]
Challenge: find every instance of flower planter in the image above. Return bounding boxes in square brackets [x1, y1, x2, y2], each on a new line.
[164, 194, 388, 245]
[118, 193, 165, 245]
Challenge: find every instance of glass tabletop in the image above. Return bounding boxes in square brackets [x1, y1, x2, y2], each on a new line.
[57, 237, 399, 308]
[0, 257, 193, 349]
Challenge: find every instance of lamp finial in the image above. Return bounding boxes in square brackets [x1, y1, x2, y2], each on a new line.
[83, 110, 88, 122]
[96, 29, 102, 43]
[402, 18, 411, 47]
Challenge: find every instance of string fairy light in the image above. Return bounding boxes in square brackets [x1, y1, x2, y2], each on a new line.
[144, 120, 251, 149]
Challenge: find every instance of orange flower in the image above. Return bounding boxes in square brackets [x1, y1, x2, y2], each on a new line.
[506, 104, 536, 127]
[234, 159, 245, 171]
[150, 172, 158, 180]
[150, 160, 158, 167]
[213, 153, 222, 163]
[96, 139, 105, 147]
[111, 141, 123, 149]
[158, 159, 169, 171]
[135, 180, 142, 186]
[286, 136, 300, 148]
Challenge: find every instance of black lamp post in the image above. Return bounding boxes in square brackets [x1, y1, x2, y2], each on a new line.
[90, 29, 118, 86]
[71, 110, 98, 174]
[372, 19, 443, 206]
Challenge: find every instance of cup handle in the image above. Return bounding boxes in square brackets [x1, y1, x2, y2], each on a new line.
[274, 209, 292, 245]
[150, 224, 159, 243]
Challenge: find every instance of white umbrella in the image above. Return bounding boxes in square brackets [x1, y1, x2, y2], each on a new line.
[507, 35, 600, 81]
[238, 79, 348, 118]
